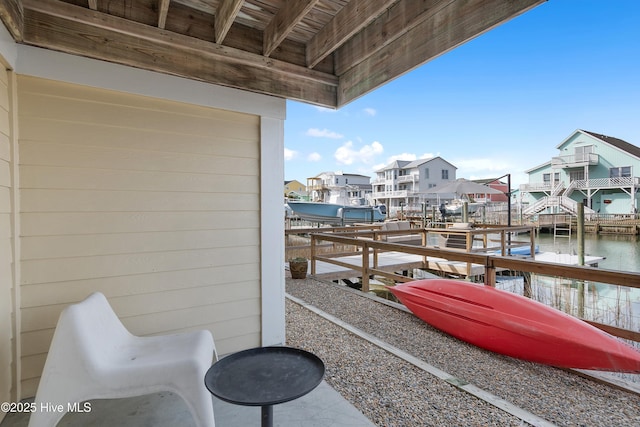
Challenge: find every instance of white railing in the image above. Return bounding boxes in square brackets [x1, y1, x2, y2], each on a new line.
[574, 177, 640, 189]
[396, 174, 418, 183]
[523, 177, 640, 193]
[523, 195, 596, 216]
[551, 153, 599, 167]
[372, 190, 411, 198]
[551, 181, 565, 196]
[562, 180, 577, 197]
[520, 183, 553, 192]
[523, 197, 550, 215]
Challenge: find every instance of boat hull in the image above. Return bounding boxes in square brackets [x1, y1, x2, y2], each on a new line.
[288, 201, 385, 224]
[389, 279, 640, 373]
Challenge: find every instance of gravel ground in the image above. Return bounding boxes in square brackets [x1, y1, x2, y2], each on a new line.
[285, 276, 640, 427]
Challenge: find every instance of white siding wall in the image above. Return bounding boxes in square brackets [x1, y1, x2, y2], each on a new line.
[17, 76, 262, 397]
[0, 66, 14, 412]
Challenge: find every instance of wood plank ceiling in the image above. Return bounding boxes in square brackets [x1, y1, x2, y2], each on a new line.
[0, 0, 545, 108]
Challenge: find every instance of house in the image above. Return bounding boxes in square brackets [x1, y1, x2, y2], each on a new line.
[371, 157, 457, 213]
[0, 0, 545, 414]
[306, 171, 373, 204]
[471, 178, 509, 203]
[284, 180, 307, 199]
[520, 130, 640, 216]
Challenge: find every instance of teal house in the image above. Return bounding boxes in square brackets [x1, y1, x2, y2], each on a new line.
[521, 130, 640, 216]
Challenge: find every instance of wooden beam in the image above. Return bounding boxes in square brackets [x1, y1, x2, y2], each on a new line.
[263, 0, 319, 57]
[215, 0, 243, 44]
[334, 0, 449, 76]
[337, 0, 546, 106]
[157, 0, 170, 29]
[306, 0, 397, 69]
[0, 0, 23, 41]
[88, 0, 97, 11]
[23, 0, 338, 107]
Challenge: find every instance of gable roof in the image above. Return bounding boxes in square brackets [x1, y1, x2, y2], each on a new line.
[581, 130, 640, 160]
[405, 156, 458, 170]
[376, 156, 457, 173]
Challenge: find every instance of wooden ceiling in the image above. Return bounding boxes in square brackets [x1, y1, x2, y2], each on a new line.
[0, 0, 545, 108]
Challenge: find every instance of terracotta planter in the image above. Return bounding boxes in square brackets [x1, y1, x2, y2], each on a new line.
[289, 259, 308, 279]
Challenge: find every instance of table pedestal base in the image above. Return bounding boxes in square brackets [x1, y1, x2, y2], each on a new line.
[261, 405, 273, 427]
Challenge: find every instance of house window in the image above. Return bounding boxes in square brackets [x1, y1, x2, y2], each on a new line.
[441, 169, 449, 180]
[424, 168, 429, 179]
[543, 173, 551, 184]
[569, 170, 584, 181]
[610, 166, 631, 178]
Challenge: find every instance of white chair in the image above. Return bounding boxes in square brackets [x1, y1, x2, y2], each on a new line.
[28, 292, 217, 427]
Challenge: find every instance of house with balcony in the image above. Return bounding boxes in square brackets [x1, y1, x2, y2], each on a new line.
[284, 180, 308, 199]
[520, 130, 640, 217]
[372, 157, 457, 214]
[305, 171, 373, 204]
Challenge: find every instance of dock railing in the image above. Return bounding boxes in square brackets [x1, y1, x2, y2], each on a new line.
[290, 225, 640, 344]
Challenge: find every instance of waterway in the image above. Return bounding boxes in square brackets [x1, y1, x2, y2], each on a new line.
[535, 232, 640, 273]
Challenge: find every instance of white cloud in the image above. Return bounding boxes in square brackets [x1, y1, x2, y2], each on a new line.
[307, 152, 322, 162]
[334, 141, 383, 166]
[306, 128, 344, 139]
[284, 148, 297, 161]
[363, 108, 377, 116]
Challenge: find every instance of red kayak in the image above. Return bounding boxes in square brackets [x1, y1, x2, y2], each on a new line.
[389, 279, 640, 373]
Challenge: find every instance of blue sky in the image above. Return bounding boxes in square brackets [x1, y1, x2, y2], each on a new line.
[283, 0, 640, 189]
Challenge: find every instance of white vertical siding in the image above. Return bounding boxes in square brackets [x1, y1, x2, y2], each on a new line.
[0, 66, 14, 412]
[17, 76, 262, 397]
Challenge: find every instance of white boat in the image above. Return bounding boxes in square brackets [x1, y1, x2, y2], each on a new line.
[441, 199, 481, 216]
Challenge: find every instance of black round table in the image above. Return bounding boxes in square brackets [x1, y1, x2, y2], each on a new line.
[204, 346, 325, 427]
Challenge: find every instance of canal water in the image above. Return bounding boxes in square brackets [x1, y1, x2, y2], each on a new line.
[534, 232, 640, 273]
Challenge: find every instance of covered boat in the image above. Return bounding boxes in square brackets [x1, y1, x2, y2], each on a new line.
[389, 279, 640, 373]
[287, 200, 386, 224]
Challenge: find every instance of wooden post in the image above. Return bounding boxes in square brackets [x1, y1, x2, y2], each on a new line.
[310, 235, 316, 275]
[362, 242, 370, 293]
[577, 203, 585, 318]
[530, 227, 536, 259]
[466, 230, 472, 278]
[484, 258, 496, 286]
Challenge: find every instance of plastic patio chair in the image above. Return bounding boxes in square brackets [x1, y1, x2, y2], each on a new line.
[28, 292, 217, 427]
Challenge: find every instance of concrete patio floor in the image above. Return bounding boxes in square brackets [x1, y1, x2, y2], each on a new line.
[0, 381, 374, 427]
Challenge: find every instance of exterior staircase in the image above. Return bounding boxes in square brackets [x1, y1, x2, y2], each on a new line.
[523, 195, 596, 217]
